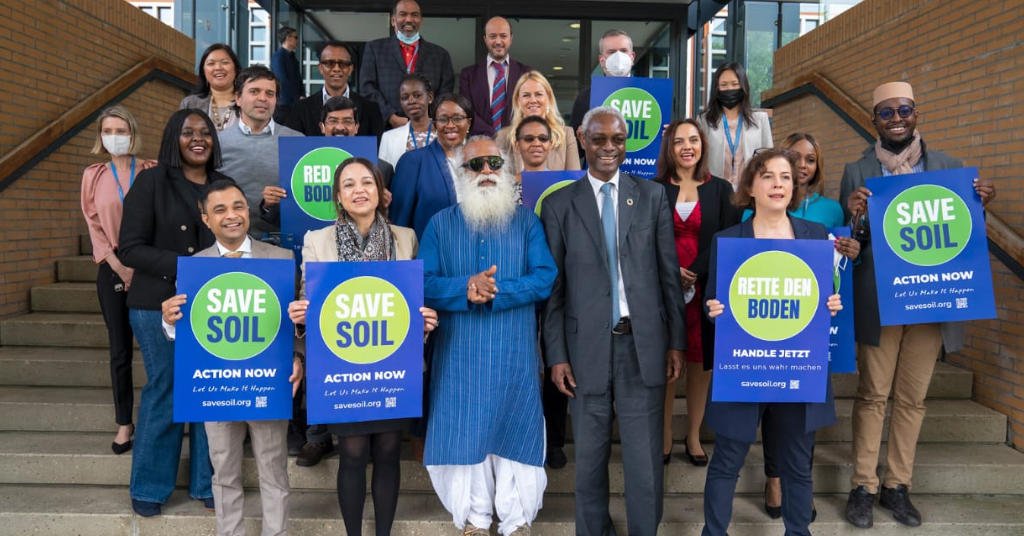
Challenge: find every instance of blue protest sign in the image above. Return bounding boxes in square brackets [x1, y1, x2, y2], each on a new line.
[828, 227, 856, 373]
[521, 171, 580, 215]
[711, 238, 833, 403]
[305, 260, 424, 424]
[279, 136, 378, 257]
[173, 257, 296, 422]
[866, 167, 996, 325]
[590, 76, 673, 179]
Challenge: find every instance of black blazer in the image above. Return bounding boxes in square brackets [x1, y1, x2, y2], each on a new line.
[118, 164, 231, 310]
[284, 92, 385, 142]
[660, 175, 741, 367]
[702, 214, 837, 441]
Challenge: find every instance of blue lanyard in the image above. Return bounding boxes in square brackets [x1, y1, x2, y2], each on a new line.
[110, 156, 136, 203]
[406, 41, 420, 74]
[409, 121, 432, 149]
[723, 115, 742, 157]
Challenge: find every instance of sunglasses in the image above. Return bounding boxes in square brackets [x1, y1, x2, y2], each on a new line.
[875, 105, 915, 120]
[461, 155, 505, 172]
[320, 59, 353, 69]
[518, 134, 551, 144]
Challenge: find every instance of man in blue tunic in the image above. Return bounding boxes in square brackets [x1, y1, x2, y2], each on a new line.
[419, 136, 557, 536]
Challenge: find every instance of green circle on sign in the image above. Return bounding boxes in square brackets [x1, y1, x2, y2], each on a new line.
[190, 272, 281, 360]
[291, 147, 353, 221]
[602, 87, 661, 152]
[881, 184, 972, 266]
[319, 276, 410, 364]
[728, 251, 819, 342]
[534, 180, 575, 217]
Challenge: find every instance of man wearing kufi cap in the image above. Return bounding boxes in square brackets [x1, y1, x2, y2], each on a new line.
[839, 81, 996, 529]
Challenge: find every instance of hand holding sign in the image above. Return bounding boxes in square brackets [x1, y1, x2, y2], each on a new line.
[847, 186, 872, 217]
[827, 294, 842, 316]
[973, 178, 996, 205]
[263, 186, 288, 208]
[163, 293, 187, 326]
[288, 299, 308, 325]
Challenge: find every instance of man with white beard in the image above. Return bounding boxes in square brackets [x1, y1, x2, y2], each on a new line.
[417, 136, 557, 536]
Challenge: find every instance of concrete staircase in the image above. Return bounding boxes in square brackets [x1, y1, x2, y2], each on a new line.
[1, 236, 1023, 535]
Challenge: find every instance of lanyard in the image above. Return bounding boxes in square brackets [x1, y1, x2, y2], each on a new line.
[409, 121, 432, 149]
[110, 156, 136, 203]
[406, 41, 420, 74]
[723, 115, 742, 157]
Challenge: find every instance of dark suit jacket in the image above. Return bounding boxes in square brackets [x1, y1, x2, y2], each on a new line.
[283, 91, 385, 141]
[459, 58, 532, 137]
[838, 142, 964, 351]
[541, 173, 687, 395]
[388, 141, 457, 239]
[271, 47, 303, 107]
[360, 37, 455, 124]
[660, 176, 741, 368]
[702, 215, 837, 442]
[118, 165, 231, 310]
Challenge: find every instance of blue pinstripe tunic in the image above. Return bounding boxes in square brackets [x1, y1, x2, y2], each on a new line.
[419, 205, 557, 467]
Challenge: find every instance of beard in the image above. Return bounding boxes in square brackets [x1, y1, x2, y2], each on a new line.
[456, 169, 519, 231]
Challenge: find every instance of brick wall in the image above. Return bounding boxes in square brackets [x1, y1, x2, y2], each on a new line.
[767, 0, 1024, 450]
[0, 0, 194, 317]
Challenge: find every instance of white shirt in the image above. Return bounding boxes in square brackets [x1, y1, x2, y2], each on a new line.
[162, 238, 253, 340]
[486, 55, 510, 98]
[239, 118, 277, 136]
[322, 85, 351, 103]
[587, 171, 630, 319]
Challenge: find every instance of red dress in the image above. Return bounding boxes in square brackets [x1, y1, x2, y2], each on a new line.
[673, 200, 704, 363]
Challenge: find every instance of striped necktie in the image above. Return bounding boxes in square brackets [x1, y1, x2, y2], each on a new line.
[490, 61, 506, 131]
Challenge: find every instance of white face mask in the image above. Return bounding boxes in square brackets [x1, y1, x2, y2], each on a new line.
[604, 51, 633, 77]
[102, 134, 132, 156]
[396, 31, 420, 45]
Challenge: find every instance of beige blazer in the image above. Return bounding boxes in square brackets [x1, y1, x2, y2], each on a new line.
[299, 223, 418, 299]
[497, 124, 581, 172]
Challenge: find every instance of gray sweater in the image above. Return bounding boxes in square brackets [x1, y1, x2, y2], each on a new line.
[217, 122, 303, 236]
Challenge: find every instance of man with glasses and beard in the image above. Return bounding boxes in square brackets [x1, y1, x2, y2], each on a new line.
[417, 136, 556, 536]
[841, 81, 996, 529]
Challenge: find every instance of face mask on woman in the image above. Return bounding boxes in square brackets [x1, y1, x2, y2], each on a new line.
[102, 135, 132, 157]
[717, 89, 745, 109]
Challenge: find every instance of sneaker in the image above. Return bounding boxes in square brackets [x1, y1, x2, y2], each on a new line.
[546, 446, 567, 469]
[880, 484, 922, 527]
[844, 486, 876, 529]
[509, 524, 531, 536]
[202, 497, 215, 511]
[132, 499, 161, 517]
[296, 440, 334, 467]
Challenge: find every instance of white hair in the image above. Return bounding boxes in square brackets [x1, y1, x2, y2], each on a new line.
[454, 137, 518, 231]
[580, 106, 626, 135]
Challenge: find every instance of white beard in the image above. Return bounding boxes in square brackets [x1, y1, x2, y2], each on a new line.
[456, 171, 518, 231]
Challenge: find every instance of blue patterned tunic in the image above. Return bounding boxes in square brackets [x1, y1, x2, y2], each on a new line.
[419, 205, 557, 467]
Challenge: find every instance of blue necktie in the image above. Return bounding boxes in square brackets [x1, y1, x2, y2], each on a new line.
[601, 183, 620, 324]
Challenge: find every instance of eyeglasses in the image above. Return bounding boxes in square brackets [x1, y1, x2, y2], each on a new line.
[461, 155, 505, 172]
[517, 134, 551, 144]
[324, 117, 357, 126]
[752, 147, 795, 158]
[434, 115, 469, 126]
[319, 59, 353, 69]
[875, 105, 915, 120]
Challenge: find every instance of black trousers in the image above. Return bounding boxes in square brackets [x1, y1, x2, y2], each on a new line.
[543, 367, 568, 448]
[96, 262, 134, 425]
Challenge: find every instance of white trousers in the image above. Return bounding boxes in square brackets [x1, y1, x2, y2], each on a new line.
[427, 455, 547, 536]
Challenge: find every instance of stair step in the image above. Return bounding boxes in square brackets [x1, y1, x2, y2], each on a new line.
[56, 256, 98, 283]
[0, 485, 1022, 536]
[31, 282, 102, 313]
[0, 347, 147, 387]
[0, 313, 119, 347]
[0, 386, 1005, 442]
[2, 432, 1022, 495]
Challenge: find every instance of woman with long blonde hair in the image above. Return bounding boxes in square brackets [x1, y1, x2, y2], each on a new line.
[496, 71, 580, 172]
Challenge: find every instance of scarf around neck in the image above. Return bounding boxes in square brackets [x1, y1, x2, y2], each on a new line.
[334, 212, 395, 262]
[875, 130, 923, 175]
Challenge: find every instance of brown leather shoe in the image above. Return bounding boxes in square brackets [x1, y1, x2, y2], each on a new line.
[296, 440, 334, 467]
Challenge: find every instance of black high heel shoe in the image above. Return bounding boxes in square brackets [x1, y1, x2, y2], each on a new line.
[683, 436, 708, 466]
[764, 481, 782, 519]
[663, 446, 672, 465]
[112, 424, 134, 455]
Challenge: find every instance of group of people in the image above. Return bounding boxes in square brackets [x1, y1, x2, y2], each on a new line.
[78, 1, 999, 535]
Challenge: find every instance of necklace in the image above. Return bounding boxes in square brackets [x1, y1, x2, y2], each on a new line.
[210, 99, 233, 131]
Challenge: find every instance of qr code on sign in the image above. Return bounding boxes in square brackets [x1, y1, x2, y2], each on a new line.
[255, 396, 267, 408]
[385, 397, 396, 408]
[789, 380, 800, 390]
[956, 298, 967, 309]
